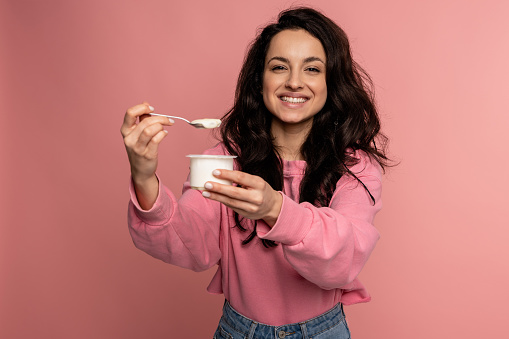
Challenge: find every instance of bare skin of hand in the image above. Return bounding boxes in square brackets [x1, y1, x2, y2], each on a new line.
[120, 102, 174, 210]
[201, 169, 283, 227]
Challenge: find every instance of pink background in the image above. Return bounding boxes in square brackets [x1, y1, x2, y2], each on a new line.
[1, 0, 508, 338]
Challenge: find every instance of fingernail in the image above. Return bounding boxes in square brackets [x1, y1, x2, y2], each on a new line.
[202, 191, 211, 198]
[213, 170, 221, 176]
[149, 105, 155, 111]
[204, 182, 213, 189]
[169, 118, 175, 124]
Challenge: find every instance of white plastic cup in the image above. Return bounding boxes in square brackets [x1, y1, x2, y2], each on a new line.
[186, 155, 237, 190]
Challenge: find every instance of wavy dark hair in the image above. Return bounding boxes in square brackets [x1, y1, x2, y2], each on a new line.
[220, 7, 390, 247]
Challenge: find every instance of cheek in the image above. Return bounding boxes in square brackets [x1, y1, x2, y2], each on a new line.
[262, 73, 273, 93]
[261, 86, 271, 112]
[262, 92, 270, 111]
[262, 74, 276, 109]
[314, 82, 328, 107]
[321, 85, 328, 103]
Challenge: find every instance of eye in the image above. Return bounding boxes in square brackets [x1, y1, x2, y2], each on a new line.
[306, 67, 321, 73]
[271, 65, 287, 72]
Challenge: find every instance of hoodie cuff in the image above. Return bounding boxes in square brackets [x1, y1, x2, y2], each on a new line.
[129, 174, 173, 225]
[257, 193, 312, 245]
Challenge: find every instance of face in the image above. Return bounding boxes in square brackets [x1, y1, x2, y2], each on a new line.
[262, 29, 327, 130]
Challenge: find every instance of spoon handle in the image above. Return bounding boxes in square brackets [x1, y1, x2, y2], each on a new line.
[149, 113, 191, 124]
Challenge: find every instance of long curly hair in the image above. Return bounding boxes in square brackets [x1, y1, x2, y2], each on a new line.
[220, 7, 390, 247]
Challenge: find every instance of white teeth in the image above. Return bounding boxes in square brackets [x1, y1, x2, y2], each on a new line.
[280, 96, 307, 103]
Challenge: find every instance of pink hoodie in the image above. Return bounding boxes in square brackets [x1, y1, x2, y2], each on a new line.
[127, 143, 382, 325]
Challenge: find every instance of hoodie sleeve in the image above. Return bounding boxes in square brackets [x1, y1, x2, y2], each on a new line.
[257, 151, 382, 290]
[127, 179, 222, 272]
[126, 144, 227, 272]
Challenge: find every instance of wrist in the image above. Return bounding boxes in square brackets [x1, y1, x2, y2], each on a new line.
[264, 191, 283, 227]
[132, 172, 157, 186]
[132, 174, 159, 210]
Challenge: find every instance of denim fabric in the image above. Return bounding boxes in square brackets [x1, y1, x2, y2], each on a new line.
[213, 301, 351, 339]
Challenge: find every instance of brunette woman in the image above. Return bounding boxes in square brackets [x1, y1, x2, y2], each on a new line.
[121, 7, 389, 338]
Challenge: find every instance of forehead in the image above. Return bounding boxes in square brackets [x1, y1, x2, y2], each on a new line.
[265, 29, 326, 61]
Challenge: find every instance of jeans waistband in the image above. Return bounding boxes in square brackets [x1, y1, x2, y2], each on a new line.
[221, 300, 345, 338]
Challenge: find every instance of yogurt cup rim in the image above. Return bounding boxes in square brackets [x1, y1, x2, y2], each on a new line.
[186, 154, 237, 159]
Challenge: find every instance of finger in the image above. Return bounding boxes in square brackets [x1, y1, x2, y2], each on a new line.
[205, 181, 267, 211]
[136, 122, 166, 151]
[144, 129, 169, 159]
[125, 115, 173, 148]
[125, 118, 170, 153]
[212, 170, 262, 189]
[121, 102, 154, 137]
[204, 181, 253, 203]
[202, 190, 258, 215]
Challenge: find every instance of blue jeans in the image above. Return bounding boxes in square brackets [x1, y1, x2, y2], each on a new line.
[213, 301, 351, 339]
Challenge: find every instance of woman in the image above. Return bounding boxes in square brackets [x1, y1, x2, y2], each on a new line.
[121, 7, 389, 339]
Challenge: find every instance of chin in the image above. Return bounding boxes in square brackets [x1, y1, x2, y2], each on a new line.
[279, 116, 314, 125]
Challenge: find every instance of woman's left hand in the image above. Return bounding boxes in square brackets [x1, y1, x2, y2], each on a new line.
[201, 170, 283, 227]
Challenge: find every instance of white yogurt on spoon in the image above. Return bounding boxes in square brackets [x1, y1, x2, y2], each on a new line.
[191, 119, 222, 129]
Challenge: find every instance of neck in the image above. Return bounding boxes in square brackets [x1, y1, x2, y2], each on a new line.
[271, 118, 312, 161]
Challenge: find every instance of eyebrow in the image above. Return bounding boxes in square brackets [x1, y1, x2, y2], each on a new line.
[267, 56, 325, 65]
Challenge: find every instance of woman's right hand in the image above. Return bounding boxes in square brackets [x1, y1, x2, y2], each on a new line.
[121, 102, 174, 209]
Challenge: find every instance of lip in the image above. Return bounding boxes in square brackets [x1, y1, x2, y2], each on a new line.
[278, 93, 310, 107]
[278, 92, 309, 99]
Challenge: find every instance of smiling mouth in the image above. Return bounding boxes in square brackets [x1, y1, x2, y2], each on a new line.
[280, 96, 308, 104]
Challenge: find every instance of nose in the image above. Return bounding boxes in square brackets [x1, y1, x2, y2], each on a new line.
[285, 71, 303, 89]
